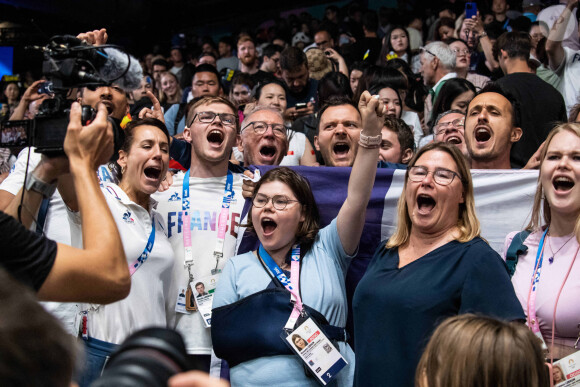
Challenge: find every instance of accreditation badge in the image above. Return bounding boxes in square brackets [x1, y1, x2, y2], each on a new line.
[552, 350, 580, 386]
[282, 317, 347, 385]
[192, 273, 220, 328]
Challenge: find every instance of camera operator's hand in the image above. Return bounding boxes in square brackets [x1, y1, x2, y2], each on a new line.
[9, 80, 51, 121]
[77, 28, 108, 46]
[64, 102, 113, 170]
[138, 91, 165, 123]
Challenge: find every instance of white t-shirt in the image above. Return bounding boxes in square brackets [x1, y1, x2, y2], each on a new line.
[153, 171, 245, 354]
[69, 183, 175, 344]
[553, 46, 580, 115]
[400, 110, 423, 149]
[280, 130, 307, 166]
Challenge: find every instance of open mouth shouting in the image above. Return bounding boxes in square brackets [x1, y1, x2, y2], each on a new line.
[416, 193, 436, 215]
[258, 145, 279, 164]
[143, 165, 163, 182]
[552, 176, 575, 193]
[446, 134, 463, 145]
[333, 142, 351, 158]
[474, 125, 492, 145]
[261, 217, 278, 236]
[207, 130, 225, 147]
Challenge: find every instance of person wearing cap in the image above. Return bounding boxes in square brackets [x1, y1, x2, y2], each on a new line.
[280, 47, 318, 120]
[305, 48, 333, 80]
[291, 32, 311, 51]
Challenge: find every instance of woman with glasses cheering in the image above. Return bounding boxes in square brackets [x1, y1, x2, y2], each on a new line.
[353, 142, 524, 387]
[211, 91, 386, 386]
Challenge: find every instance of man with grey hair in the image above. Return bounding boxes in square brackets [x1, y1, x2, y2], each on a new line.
[238, 106, 289, 166]
[420, 41, 457, 126]
[433, 109, 470, 161]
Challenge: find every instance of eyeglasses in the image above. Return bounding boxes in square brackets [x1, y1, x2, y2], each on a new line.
[242, 121, 287, 137]
[420, 47, 438, 58]
[452, 49, 470, 55]
[408, 166, 462, 186]
[434, 118, 465, 135]
[252, 193, 300, 210]
[190, 111, 237, 127]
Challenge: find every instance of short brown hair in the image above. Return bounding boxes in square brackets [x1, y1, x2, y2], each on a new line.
[186, 96, 239, 132]
[417, 314, 549, 387]
[245, 167, 320, 253]
[237, 35, 255, 48]
[0, 268, 76, 386]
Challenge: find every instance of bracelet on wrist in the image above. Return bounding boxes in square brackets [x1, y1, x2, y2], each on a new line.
[358, 140, 380, 149]
[359, 132, 382, 149]
[479, 31, 487, 38]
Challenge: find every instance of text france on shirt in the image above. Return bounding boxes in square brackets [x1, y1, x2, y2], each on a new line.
[166, 210, 240, 239]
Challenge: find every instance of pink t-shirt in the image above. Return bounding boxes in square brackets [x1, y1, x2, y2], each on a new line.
[504, 230, 580, 348]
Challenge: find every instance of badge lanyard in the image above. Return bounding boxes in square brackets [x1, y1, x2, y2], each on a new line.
[527, 228, 580, 363]
[258, 243, 303, 330]
[129, 221, 155, 275]
[182, 169, 234, 278]
[82, 209, 156, 340]
[527, 228, 549, 337]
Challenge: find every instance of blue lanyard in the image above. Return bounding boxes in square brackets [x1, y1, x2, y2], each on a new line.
[259, 244, 298, 290]
[129, 219, 155, 275]
[531, 228, 549, 291]
[182, 169, 234, 211]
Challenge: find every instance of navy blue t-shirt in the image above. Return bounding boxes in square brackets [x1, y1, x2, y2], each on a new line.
[353, 237, 525, 387]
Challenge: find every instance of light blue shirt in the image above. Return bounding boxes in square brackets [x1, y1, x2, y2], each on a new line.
[213, 218, 355, 386]
[164, 103, 186, 135]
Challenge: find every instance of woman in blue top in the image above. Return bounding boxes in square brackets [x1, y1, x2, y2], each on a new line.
[353, 142, 525, 387]
[212, 91, 386, 386]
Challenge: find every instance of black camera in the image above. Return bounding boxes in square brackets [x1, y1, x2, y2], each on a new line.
[90, 328, 196, 387]
[0, 35, 137, 156]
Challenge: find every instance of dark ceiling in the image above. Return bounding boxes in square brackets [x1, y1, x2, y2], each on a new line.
[1, 0, 344, 74]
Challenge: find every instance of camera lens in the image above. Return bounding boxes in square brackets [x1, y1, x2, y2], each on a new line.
[90, 328, 194, 387]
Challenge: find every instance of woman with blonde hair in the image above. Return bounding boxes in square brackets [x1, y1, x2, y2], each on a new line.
[504, 123, 580, 362]
[416, 314, 549, 387]
[354, 142, 524, 387]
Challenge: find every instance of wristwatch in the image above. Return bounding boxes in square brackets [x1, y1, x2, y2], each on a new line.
[359, 132, 382, 148]
[25, 171, 57, 198]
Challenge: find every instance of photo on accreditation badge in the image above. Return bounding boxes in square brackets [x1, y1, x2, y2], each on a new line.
[192, 274, 219, 328]
[285, 317, 347, 385]
[553, 351, 580, 386]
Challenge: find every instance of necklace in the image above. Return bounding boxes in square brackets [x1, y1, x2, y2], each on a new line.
[546, 231, 575, 264]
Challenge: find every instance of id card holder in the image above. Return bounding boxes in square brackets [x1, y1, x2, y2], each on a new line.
[192, 273, 220, 328]
[281, 317, 347, 386]
[175, 289, 188, 314]
[552, 350, 580, 385]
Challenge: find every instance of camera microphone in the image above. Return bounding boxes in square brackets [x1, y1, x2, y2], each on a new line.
[96, 47, 143, 91]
